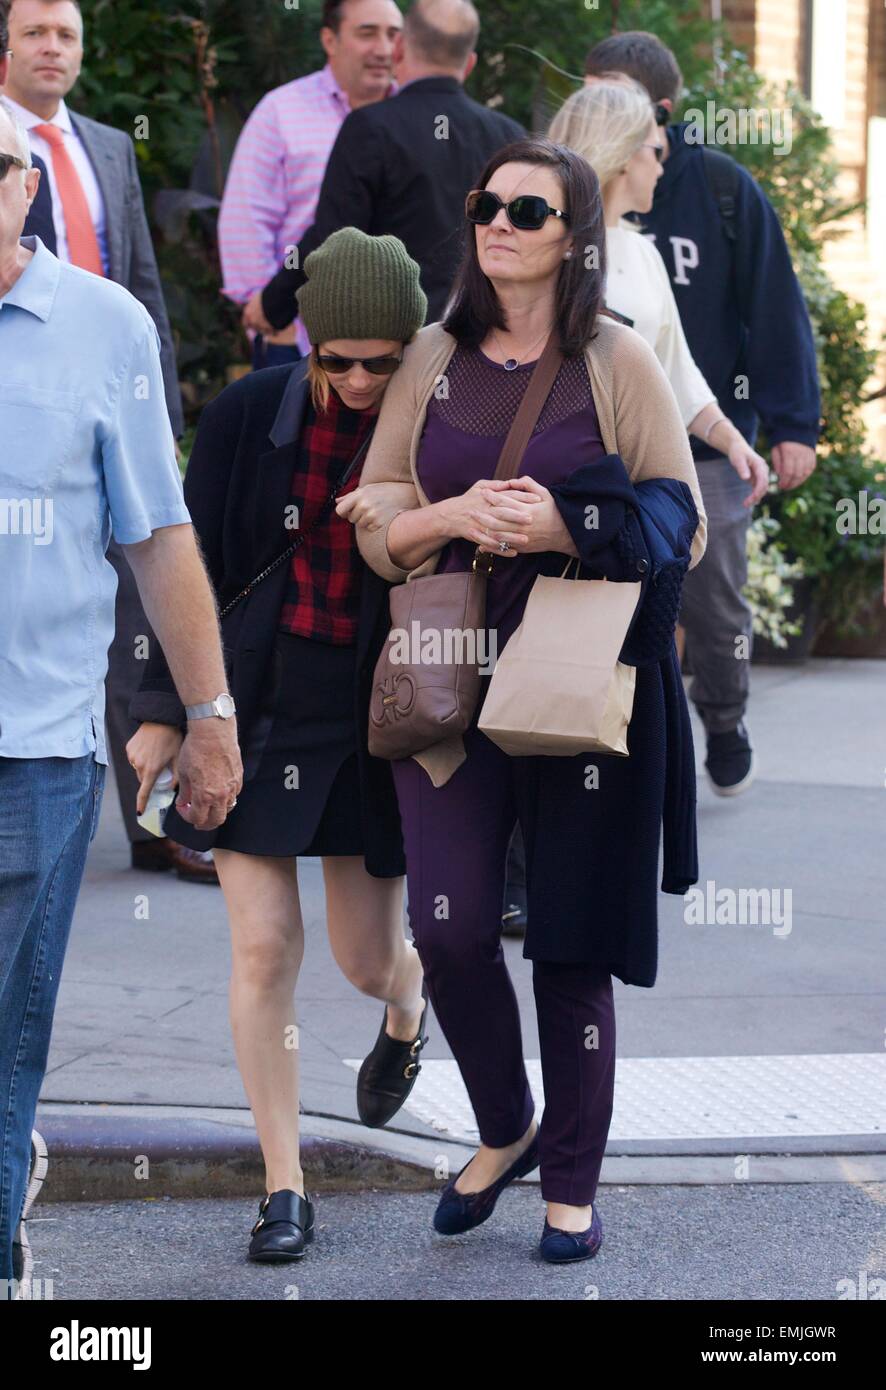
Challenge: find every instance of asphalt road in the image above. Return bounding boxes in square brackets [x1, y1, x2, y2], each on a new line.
[25, 1180, 886, 1302]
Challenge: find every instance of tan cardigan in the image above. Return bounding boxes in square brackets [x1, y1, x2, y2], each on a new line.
[355, 318, 708, 786]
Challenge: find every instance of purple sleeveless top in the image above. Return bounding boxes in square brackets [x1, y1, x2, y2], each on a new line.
[417, 344, 607, 647]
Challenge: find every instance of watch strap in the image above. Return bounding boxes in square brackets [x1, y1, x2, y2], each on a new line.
[185, 701, 217, 720]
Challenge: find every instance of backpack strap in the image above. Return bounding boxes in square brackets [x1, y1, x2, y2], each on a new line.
[701, 146, 739, 244]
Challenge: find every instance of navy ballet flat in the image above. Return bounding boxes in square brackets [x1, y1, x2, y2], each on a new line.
[433, 1132, 539, 1235]
[539, 1204, 603, 1263]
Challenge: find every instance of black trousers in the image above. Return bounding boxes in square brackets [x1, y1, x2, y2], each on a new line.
[105, 540, 157, 844]
[504, 823, 527, 912]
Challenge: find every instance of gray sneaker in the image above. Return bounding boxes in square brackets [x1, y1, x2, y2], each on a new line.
[705, 720, 756, 797]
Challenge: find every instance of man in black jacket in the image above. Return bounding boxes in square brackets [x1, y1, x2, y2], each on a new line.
[247, 0, 523, 333]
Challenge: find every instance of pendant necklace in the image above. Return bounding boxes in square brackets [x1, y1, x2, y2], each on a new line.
[491, 323, 553, 371]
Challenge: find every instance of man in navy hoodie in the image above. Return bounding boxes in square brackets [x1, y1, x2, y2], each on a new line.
[585, 31, 820, 796]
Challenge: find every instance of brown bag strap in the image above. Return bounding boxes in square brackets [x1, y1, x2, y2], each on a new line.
[493, 332, 565, 482]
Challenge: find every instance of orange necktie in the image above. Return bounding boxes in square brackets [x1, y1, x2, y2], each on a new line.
[34, 122, 105, 276]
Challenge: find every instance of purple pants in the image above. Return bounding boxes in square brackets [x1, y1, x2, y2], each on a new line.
[393, 724, 616, 1206]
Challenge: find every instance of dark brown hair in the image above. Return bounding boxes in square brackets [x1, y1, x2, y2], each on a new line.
[584, 31, 682, 106]
[8, 0, 82, 20]
[321, 0, 349, 33]
[443, 137, 606, 358]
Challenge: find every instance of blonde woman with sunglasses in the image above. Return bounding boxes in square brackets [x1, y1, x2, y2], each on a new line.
[549, 79, 769, 506]
[128, 230, 430, 1263]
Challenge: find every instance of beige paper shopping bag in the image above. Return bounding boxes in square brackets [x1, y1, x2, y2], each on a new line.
[478, 566, 642, 757]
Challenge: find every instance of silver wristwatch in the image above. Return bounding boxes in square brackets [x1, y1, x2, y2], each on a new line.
[185, 693, 236, 722]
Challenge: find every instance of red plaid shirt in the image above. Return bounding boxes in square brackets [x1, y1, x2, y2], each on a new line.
[277, 390, 375, 644]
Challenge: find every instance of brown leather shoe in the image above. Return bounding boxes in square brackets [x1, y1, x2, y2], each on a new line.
[131, 838, 219, 884]
[171, 843, 219, 885]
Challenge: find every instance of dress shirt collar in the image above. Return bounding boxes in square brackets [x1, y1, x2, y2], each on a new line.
[0, 236, 60, 321]
[3, 95, 73, 134]
[315, 61, 397, 111]
[316, 62, 353, 112]
[394, 75, 461, 96]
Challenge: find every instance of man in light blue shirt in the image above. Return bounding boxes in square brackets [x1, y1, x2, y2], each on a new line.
[0, 97, 243, 1297]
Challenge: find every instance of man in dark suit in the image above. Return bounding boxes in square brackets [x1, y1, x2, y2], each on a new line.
[4, 0, 214, 881]
[0, 2, 54, 248]
[246, 0, 523, 335]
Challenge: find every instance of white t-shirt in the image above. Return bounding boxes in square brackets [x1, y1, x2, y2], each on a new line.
[605, 221, 715, 428]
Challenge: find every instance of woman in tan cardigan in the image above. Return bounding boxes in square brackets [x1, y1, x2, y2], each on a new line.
[339, 138, 706, 1263]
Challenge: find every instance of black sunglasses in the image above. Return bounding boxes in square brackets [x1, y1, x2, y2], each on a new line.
[314, 349, 402, 376]
[0, 152, 27, 183]
[465, 189, 570, 232]
[654, 103, 670, 127]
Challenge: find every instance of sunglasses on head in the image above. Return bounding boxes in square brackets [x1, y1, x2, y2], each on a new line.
[465, 189, 570, 232]
[0, 153, 27, 183]
[313, 349, 402, 376]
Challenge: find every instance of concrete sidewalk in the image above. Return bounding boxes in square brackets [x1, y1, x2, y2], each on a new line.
[37, 658, 886, 1196]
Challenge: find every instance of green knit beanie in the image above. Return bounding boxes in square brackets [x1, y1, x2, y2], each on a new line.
[297, 228, 428, 346]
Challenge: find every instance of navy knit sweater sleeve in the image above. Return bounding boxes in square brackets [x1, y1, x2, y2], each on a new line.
[731, 167, 820, 449]
[635, 125, 820, 458]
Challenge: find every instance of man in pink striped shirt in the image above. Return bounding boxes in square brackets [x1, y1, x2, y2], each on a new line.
[218, 0, 402, 369]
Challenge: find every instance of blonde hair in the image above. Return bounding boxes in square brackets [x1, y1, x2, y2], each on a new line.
[548, 78, 655, 192]
[308, 353, 332, 413]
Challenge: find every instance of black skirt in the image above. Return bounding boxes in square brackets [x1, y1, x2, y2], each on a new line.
[198, 631, 365, 858]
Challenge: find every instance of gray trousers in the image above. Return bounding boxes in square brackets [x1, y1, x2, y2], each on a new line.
[105, 540, 159, 844]
[679, 456, 754, 735]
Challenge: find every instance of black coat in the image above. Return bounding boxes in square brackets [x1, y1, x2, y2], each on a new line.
[129, 361, 405, 878]
[23, 155, 57, 254]
[261, 76, 524, 329]
[511, 462, 700, 987]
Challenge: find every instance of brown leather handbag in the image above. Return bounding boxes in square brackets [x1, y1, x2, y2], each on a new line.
[368, 333, 564, 761]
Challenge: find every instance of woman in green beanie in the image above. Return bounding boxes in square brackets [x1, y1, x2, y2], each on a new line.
[127, 229, 429, 1262]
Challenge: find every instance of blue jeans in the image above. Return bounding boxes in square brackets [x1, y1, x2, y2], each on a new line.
[0, 755, 105, 1282]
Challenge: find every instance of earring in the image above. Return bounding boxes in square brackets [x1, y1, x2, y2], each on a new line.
[564, 250, 573, 260]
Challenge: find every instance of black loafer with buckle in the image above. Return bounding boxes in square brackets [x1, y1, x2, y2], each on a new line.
[356, 984, 429, 1128]
[247, 1189, 315, 1262]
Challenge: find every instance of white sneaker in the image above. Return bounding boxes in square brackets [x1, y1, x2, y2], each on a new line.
[12, 1130, 48, 1299]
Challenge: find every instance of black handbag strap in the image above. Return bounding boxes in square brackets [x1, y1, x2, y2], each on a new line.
[219, 425, 376, 620]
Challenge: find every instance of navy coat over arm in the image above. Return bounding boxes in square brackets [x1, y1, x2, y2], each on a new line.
[504, 456, 702, 985]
